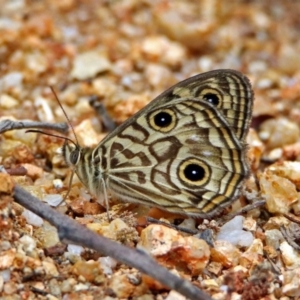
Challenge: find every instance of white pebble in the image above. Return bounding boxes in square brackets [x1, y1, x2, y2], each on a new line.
[98, 257, 117, 275]
[67, 244, 84, 256]
[43, 194, 63, 207]
[53, 179, 63, 189]
[35, 96, 55, 122]
[19, 235, 36, 252]
[71, 51, 111, 80]
[216, 216, 254, 247]
[256, 78, 273, 89]
[22, 209, 43, 227]
[165, 290, 186, 300]
[0, 72, 23, 89]
[0, 269, 11, 282]
[74, 283, 89, 291]
[0, 94, 18, 109]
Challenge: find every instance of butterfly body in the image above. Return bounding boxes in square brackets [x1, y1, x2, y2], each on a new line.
[63, 69, 253, 218]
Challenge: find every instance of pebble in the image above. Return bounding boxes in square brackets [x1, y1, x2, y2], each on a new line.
[0, 249, 16, 269]
[141, 36, 186, 68]
[268, 161, 300, 190]
[263, 216, 290, 230]
[25, 51, 48, 74]
[98, 256, 117, 275]
[19, 235, 36, 253]
[216, 216, 254, 248]
[264, 229, 284, 250]
[278, 44, 300, 74]
[240, 239, 264, 269]
[31, 281, 45, 291]
[74, 282, 90, 291]
[246, 128, 265, 171]
[243, 217, 257, 232]
[259, 118, 300, 149]
[21, 163, 43, 180]
[0, 241, 11, 252]
[201, 278, 219, 291]
[0, 173, 14, 194]
[3, 281, 17, 294]
[138, 224, 210, 276]
[0, 71, 23, 89]
[0, 269, 11, 282]
[7, 127, 37, 145]
[72, 260, 103, 282]
[280, 241, 300, 269]
[109, 271, 148, 298]
[165, 290, 186, 300]
[22, 209, 44, 227]
[0, 94, 19, 109]
[210, 240, 241, 268]
[206, 261, 223, 276]
[60, 278, 77, 293]
[259, 170, 298, 214]
[42, 260, 59, 277]
[153, 2, 215, 50]
[35, 222, 60, 248]
[144, 63, 172, 89]
[71, 51, 111, 80]
[89, 218, 131, 241]
[43, 194, 63, 207]
[48, 278, 61, 297]
[53, 179, 63, 189]
[73, 119, 101, 147]
[35, 96, 55, 122]
[282, 268, 300, 297]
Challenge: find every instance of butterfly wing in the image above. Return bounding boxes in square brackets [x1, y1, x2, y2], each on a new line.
[87, 70, 253, 217]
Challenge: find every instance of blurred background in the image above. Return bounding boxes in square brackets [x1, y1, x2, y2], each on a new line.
[0, 0, 300, 125]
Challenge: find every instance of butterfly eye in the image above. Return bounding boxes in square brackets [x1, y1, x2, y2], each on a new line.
[203, 93, 220, 106]
[178, 158, 210, 186]
[69, 149, 81, 165]
[148, 108, 177, 133]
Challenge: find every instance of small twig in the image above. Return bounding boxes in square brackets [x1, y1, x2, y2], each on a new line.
[13, 184, 212, 300]
[89, 96, 116, 132]
[280, 224, 300, 252]
[6, 166, 27, 176]
[0, 119, 68, 134]
[283, 212, 300, 225]
[29, 286, 49, 296]
[219, 200, 266, 225]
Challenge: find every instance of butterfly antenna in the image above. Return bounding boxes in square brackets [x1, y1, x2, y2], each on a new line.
[26, 130, 77, 147]
[50, 86, 80, 146]
[49, 87, 82, 207]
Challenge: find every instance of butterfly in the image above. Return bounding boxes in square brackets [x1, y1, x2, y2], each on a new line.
[63, 69, 253, 218]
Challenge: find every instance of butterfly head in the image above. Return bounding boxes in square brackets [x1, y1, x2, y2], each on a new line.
[62, 141, 82, 169]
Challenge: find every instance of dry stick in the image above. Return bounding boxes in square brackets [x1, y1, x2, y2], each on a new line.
[89, 97, 117, 132]
[13, 184, 212, 300]
[280, 223, 300, 252]
[0, 119, 68, 134]
[219, 199, 266, 225]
